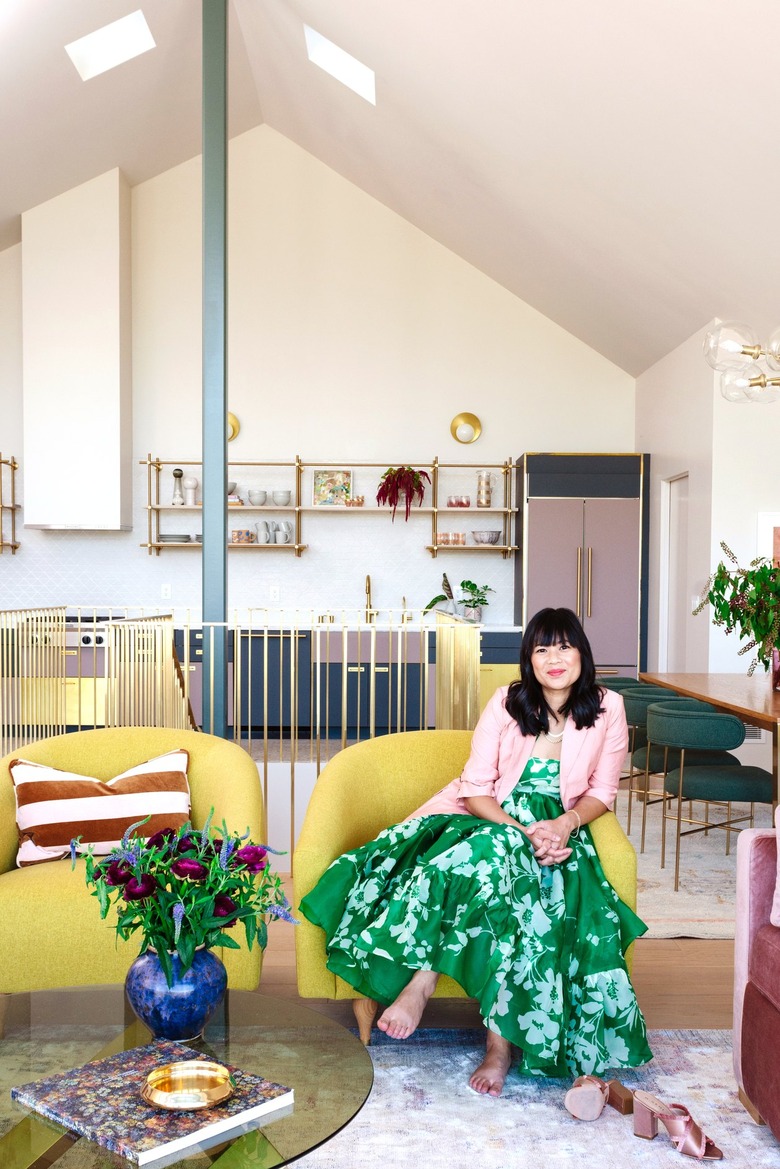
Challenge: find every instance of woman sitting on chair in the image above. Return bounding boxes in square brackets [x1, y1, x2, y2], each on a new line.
[300, 607, 652, 1096]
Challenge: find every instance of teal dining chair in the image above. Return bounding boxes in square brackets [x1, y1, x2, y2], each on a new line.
[624, 693, 742, 851]
[645, 701, 774, 891]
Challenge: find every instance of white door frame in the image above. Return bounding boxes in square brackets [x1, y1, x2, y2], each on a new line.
[658, 473, 688, 672]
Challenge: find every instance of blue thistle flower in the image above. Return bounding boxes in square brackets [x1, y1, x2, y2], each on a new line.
[218, 836, 236, 869]
[266, 902, 299, 925]
[173, 902, 185, 943]
[200, 809, 214, 846]
[121, 816, 151, 849]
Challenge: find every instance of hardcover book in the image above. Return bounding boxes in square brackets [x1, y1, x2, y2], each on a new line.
[11, 1039, 294, 1167]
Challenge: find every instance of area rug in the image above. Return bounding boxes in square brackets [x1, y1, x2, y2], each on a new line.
[620, 798, 774, 940]
[295, 1028, 777, 1168]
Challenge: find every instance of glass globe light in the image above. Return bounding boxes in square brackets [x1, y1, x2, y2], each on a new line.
[719, 362, 759, 402]
[745, 375, 780, 403]
[703, 321, 760, 371]
[765, 326, 780, 372]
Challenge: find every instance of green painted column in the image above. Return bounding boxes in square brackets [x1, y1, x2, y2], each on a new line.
[201, 0, 228, 736]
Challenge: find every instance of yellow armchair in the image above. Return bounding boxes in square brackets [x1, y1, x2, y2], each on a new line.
[0, 727, 264, 993]
[294, 730, 637, 1041]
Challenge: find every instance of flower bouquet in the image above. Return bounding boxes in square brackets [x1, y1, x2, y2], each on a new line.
[694, 540, 780, 675]
[73, 813, 294, 988]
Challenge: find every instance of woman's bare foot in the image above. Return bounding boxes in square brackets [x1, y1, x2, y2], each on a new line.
[469, 1030, 512, 1097]
[377, 969, 438, 1039]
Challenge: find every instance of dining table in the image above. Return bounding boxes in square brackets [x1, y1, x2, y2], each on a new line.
[639, 671, 780, 804]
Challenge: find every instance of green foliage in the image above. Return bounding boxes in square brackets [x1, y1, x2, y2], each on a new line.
[694, 540, 780, 673]
[73, 816, 294, 987]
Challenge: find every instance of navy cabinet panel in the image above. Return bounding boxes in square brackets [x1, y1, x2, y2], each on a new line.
[316, 662, 428, 734]
[480, 631, 522, 664]
[239, 631, 311, 732]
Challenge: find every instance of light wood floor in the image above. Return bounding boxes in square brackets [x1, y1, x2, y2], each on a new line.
[260, 885, 734, 1032]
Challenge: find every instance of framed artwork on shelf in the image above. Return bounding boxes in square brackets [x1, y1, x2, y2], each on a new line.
[312, 468, 352, 506]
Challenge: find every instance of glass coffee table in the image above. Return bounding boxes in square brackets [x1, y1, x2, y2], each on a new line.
[0, 986, 373, 1168]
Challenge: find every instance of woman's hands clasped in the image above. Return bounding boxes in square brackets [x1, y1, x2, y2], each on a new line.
[525, 815, 575, 867]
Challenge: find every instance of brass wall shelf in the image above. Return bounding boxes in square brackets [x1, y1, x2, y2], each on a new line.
[0, 454, 20, 555]
[141, 455, 516, 558]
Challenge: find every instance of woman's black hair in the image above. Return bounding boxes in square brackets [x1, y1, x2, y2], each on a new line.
[504, 607, 605, 734]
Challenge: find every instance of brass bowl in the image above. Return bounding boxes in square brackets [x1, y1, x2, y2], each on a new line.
[141, 1060, 235, 1111]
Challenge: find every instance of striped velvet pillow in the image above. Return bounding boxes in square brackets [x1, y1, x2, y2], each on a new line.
[10, 749, 191, 867]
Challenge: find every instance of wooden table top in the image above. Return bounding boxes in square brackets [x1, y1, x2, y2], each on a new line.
[639, 672, 780, 731]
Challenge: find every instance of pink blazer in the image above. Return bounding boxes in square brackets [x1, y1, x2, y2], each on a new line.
[409, 685, 628, 819]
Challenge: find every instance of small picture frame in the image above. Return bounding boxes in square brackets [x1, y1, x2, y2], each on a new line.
[312, 468, 352, 507]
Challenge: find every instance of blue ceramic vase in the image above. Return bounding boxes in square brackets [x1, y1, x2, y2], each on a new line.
[125, 948, 227, 1040]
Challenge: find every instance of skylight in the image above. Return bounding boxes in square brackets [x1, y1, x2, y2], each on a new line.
[304, 25, 375, 105]
[65, 10, 155, 81]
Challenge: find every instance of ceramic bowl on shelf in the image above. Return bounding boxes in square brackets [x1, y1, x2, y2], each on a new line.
[248, 489, 267, 505]
[471, 530, 501, 544]
[272, 490, 291, 506]
[159, 534, 190, 543]
[227, 481, 237, 495]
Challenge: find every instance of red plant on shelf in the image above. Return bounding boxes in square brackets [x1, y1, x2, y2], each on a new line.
[376, 466, 431, 521]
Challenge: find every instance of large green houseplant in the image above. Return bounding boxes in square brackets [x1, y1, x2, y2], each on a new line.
[694, 541, 780, 678]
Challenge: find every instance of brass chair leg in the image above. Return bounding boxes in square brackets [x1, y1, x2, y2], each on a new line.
[352, 997, 378, 1045]
[673, 754, 685, 892]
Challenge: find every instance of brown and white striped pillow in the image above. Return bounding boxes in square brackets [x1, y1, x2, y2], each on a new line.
[10, 749, 191, 867]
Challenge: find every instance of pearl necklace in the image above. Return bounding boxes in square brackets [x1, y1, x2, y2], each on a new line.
[543, 718, 566, 744]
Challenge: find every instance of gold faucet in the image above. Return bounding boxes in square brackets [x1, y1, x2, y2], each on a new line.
[365, 575, 373, 622]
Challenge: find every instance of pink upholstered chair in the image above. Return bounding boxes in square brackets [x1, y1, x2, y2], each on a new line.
[733, 809, 780, 1139]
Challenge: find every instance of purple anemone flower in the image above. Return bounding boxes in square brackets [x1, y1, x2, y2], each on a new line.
[101, 860, 133, 886]
[213, 894, 239, 926]
[124, 874, 157, 901]
[146, 828, 177, 851]
[175, 835, 198, 855]
[171, 857, 209, 882]
[234, 845, 268, 873]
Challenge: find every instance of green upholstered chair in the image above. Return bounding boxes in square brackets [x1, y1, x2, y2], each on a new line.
[645, 702, 774, 892]
[293, 729, 639, 1044]
[596, 676, 641, 690]
[622, 691, 740, 847]
[0, 727, 264, 994]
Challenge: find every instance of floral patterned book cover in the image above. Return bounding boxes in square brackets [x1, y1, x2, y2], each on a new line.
[11, 1039, 294, 1166]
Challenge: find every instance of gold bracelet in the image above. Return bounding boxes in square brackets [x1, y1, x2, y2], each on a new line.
[568, 809, 581, 836]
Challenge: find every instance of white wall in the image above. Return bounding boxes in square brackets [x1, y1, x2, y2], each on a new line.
[635, 325, 715, 672]
[638, 318, 780, 675]
[0, 126, 635, 620]
[710, 355, 780, 670]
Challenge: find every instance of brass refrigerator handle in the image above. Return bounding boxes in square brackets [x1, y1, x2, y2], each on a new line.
[587, 546, 593, 617]
[575, 547, 582, 617]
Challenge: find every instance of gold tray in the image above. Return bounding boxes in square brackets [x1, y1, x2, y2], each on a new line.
[141, 1060, 235, 1111]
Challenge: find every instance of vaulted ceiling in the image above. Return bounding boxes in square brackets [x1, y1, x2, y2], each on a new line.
[3, 0, 779, 374]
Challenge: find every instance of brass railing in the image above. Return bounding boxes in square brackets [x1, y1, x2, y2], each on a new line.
[0, 608, 191, 756]
[0, 605, 481, 866]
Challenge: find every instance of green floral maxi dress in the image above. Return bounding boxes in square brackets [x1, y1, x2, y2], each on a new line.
[300, 756, 653, 1077]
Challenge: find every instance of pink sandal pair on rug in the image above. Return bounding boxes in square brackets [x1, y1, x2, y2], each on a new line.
[564, 1076, 723, 1160]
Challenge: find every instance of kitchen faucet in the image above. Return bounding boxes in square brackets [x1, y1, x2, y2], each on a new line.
[365, 575, 373, 623]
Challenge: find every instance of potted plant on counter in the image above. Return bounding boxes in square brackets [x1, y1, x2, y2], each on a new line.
[424, 576, 494, 622]
[376, 465, 431, 521]
[693, 540, 780, 685]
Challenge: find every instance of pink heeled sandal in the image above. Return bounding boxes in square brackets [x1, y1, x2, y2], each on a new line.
[633, 1090, 723, 1160]
[564, 1075, 633, 1121]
